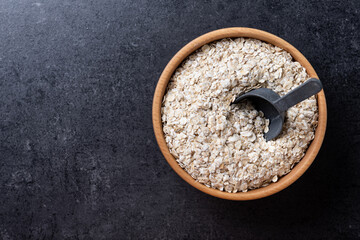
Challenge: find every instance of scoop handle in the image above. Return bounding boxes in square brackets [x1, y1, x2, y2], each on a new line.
[273, 78, 323, 112]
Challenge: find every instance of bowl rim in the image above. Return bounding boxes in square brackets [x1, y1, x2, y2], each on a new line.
[152, 27, 327, 200]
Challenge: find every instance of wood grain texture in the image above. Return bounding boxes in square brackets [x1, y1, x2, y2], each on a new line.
[152, 27, 327, 201]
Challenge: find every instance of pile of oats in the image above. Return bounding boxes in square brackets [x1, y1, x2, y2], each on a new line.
[161, 38, 318, 193]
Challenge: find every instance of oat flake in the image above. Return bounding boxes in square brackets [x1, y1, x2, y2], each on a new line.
[161, 38, 318, 193]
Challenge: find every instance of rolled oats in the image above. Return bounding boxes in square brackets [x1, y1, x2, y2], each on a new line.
[161, 38, 318, 193]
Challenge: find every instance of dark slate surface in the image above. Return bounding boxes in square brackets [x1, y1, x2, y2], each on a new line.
[0, 0, 359, 239]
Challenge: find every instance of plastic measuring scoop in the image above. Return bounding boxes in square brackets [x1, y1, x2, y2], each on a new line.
[231, 78, 323, 141]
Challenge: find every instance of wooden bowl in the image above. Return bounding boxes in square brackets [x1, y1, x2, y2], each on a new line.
[152, 27, 327, 200]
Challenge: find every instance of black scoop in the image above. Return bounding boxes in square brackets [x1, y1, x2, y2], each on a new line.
[231, 78, 323, 141]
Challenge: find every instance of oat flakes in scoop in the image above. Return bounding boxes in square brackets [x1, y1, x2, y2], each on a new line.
[161, 38, 318, 193]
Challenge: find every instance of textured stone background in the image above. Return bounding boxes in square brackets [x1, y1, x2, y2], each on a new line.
[0, 0, 359, 239]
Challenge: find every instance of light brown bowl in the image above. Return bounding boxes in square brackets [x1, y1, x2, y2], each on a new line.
[152, 27, 327, 200]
